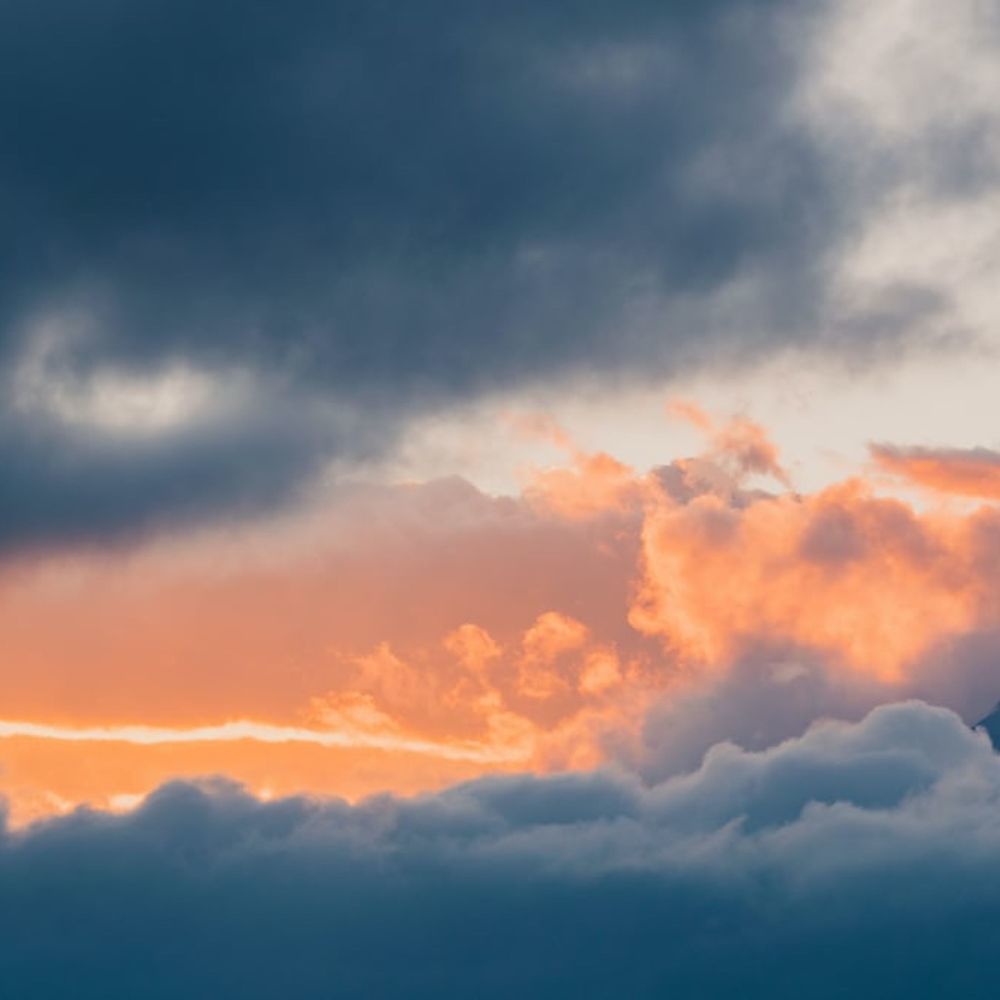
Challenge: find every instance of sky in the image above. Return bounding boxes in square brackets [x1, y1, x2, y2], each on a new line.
[5, 0, 1000, 995]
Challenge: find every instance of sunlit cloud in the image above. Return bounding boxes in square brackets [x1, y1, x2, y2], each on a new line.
[3, 406, 1000, 821]
[0, 718, 522, 763]
[872, 443, 1000, 501]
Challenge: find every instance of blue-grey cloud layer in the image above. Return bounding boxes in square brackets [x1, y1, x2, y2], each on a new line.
[0, 0, 872, 549]
[3, 701, 1000, 998]
[2, 0, 829, 382]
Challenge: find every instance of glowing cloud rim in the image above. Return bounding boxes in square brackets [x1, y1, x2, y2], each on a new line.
[0, 718, 527, 764]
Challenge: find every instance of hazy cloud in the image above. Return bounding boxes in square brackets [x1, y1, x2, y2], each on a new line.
[872, 443, 1000, 501]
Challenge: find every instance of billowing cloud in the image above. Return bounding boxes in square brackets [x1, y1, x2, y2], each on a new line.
[631, 476, 994, 679]
[3, 702, 1000, 998]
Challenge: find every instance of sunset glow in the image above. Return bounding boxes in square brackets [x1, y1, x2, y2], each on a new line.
[6, 1, 1000, 993]
[4, 412, 999, 823]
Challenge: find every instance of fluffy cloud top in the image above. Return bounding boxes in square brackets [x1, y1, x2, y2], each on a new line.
[3, 701, 1000, 998]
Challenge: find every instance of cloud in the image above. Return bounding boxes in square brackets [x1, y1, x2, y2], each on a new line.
[1, 1, 833, 378]
[800, 0, 1000, 354]
[872, 443, 1000, 501]
[3, 702, 1000, 998]
[5, 410, 1000, 819]
[0, 717, 515, 764]
[1, 0, 930, 550]
[0, 395, 365, 554]
[2, 0, 998, 551]
[0, 472, 645, 723]
[630, 473, 996, 680]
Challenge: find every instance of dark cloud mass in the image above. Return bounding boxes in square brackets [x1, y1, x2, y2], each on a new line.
[0, 403, 343, 553]
[3, 702, 1000, 998]
[0, 0, 859, 547]
[1, 0, 828, 381]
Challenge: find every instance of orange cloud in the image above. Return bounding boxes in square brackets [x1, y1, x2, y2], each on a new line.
[0, 472, 650, 820]
[444, 623, 502, 674]
[872, 444, 1000, 501]
[666, 399, 716, 432]
[4, 405, 1000, 822]
[630, 477, 992, 681]
[0, 477, 639, 728]
[0, 737, 512, 828]
[669, 400, 790, 487]
[521, 427, 642, 520]
[518, 611, 590, 696]
[310, 610, 650, 769]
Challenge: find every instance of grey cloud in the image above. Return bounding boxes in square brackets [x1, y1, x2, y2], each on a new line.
[1, 0, 830, 383]
[2, 702, 999, 998]
[0, 0, 868, 548]
[910, 628, 1000, 722]
[633, 627, 1000, 783]
[2, 0, 986, 549]
[0, 405, 334, 553]
[0, 410, 306, 551]
[634, 645, 885, 778]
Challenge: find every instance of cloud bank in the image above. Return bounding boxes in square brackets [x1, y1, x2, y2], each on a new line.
[3, 701, 1000, 998]
[1, 0, 831, 384]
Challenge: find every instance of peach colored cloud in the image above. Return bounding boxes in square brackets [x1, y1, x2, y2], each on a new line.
[0, 737, 510, 828]
[3, 408, 1000, 822]
[514, 413, 643, 520]
[0, 476, 641, 728]
[630, 477, 992, 682]
[668, 399, 791, 487]
[872, 444, 1000, 501]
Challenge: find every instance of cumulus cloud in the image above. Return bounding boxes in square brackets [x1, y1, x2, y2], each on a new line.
[3, 702, 1000, 998]
[631, 475, 996, 679]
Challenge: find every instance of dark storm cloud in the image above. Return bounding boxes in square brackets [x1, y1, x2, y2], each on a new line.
[0, 0, 931, 547]
[3, 702, 1000, 998]
[0, 400, 356, 553]
[1, 0, 833, 381]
